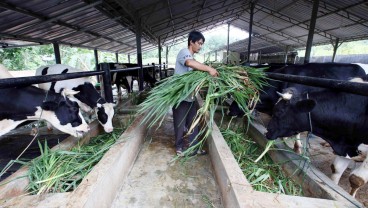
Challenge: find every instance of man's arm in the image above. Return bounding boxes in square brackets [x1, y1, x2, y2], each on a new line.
[185, 59, 219, 77]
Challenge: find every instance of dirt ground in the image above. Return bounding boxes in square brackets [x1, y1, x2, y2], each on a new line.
[111, 111, 223, 208]
[254, 112, 368, 207]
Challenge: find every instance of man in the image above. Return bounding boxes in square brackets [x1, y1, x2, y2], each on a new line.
[173, 30, 219, 157]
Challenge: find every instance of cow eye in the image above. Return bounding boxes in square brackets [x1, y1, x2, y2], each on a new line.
[71, 107, 78, 112]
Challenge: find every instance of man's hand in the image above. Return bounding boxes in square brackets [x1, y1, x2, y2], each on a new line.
[185, 59, 219, 77]
[207, 66, 219, 77]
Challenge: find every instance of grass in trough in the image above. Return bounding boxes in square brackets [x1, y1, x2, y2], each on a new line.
[221, 126, 303, 196]
[23, 116, 135, 195]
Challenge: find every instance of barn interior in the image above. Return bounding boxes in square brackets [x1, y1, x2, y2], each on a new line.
[0, 0, 368, 208]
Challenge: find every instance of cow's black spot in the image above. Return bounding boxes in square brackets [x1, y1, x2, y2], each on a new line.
[97, 106, 108, 125]
[41, 67, 49, 75]
[61, 68, 68, 74]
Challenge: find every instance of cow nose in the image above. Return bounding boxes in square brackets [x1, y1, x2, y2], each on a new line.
[104, 127, 113, 133]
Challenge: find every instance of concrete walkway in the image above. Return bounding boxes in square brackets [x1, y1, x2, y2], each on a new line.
[111, 111, 223, 208]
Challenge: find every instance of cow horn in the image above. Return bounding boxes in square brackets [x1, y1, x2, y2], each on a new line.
[276, 91, 292, 100]
[61, 89, 79, 98]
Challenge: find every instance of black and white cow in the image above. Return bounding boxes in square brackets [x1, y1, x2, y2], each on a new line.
[265, 86, 368, 197]
[228, 63, 367, 153]
[229, 63, 367, 117]
[108, 63, 156, 98]
[36, 64, 115, 133]
[0, 86, 90, 138]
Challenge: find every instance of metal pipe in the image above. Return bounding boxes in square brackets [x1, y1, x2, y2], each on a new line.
[136, 18, 143, 91]
[100, 63, 113, 103]
[304, 0, 320, 64]
[158, 36, 162, 79]
[331, 38, 339, 62]
[0, 65, 154, 89]
[94, 49, 99, 82]
[0, 71, 103, 89]
[53, 43, 61, 64]
[166, 46, 169, 66]
[227, 23, 230, 64]
[266, 72, 368, 96]
[284, 46, 290, 64]
[247, 2, 255, 66]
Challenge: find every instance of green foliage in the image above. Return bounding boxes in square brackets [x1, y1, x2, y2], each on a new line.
[221, 127, 303, 195]
[0, 45, 54, 70]
[137, 64, 267, 157]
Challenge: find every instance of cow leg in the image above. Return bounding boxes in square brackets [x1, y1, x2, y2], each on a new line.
[47, 121, 54, 131]
[331, 156, 352, 184]
[293, 133, 302, 154]
[281, 133, 302, 154]
[116, 83, 122, 100]
[126, 76, 133, 93]
[349, 144, 368, 197]
[349, 159, 368, 197]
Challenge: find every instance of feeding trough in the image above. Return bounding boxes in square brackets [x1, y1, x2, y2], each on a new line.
[0, 86, 363, 207]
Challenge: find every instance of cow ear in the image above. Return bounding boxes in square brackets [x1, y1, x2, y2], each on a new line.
[41, 101, 57, 111]
[295, 99, 316, 113]
[61, 88, 79, 98]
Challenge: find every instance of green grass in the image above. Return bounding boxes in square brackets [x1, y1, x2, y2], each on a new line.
[221, 127, 303, 195]
[23, 115, 135, 195]
[138, 64, 268, 157]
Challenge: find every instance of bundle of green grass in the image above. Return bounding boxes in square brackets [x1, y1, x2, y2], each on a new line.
[138, 64, 267, 156]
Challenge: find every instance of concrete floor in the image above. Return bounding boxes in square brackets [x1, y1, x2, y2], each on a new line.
[111, 111, 223, 208]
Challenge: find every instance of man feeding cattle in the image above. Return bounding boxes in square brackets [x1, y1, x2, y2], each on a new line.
[265, 86, 368, 197]
[36, 64, 115, 133]
[173, 30, 218, 157]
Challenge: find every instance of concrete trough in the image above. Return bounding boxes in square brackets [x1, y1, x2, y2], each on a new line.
[0, 113, 149, 207]
[0, 96, 363, 208]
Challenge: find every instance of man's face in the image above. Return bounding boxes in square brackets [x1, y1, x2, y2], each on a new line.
[190, 39, 204, 53]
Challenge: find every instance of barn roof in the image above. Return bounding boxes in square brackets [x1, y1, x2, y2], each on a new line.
[0, 0, 367, 55]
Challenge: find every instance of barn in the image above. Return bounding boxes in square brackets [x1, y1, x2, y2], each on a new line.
[0, 0, 368, 207]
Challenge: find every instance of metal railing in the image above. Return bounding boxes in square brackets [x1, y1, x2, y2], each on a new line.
[266, 72, 368, 96]
[0, 63, 156, 103]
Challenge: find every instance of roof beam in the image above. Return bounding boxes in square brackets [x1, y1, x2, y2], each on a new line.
[162, 13, 237, 45]
[0, 0, 103, 35]
[160, 3, 247, 43]
[253, 4, 335, 40]
[237, 16, 305, 45]
[151, 0, 243, 29]
[110, 0, 157, 43]
[316, 0, 368, 27]
[0, 1, 136, 49]
[167, 0, 175, 35]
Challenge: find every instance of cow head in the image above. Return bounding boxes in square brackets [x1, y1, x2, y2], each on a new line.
[95, 102, 115, 133]
[41, 89, 90, 137]
[265, 88, 316, 140]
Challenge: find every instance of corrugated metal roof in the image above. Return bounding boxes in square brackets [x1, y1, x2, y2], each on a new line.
[0, 0, 367, 55]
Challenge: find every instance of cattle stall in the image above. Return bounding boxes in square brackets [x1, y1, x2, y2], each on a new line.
[0, 63, 155, 186]
[0, 90, 362, 207]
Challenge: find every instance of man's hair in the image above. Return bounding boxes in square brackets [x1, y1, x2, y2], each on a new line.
[188, 30, 205, 47]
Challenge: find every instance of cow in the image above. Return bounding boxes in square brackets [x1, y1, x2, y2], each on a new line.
[228, 63, 367, 154]
[229, 63, 367, 117]
[36, 64, 115, 133]
[0, 64, 13, 79]
[265, 86, 368, 197]
[0, 85, 90, 138]
[107, 63, 157, 98]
